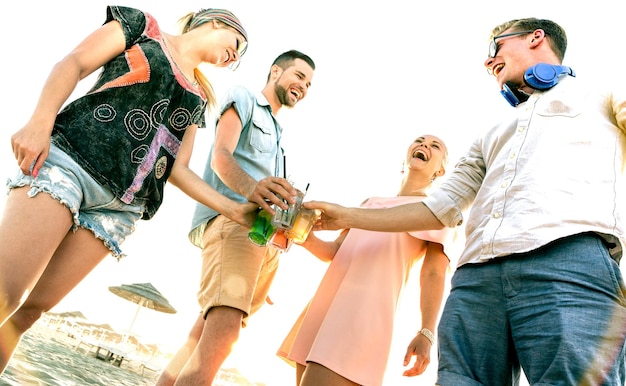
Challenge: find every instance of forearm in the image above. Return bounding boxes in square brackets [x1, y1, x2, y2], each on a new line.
[418, 251, 448, 332]
[212, 149, 257, 200]
[299, 231, 345, 262]
[28, 59, 82, 131]
[169, 165, 240, 218]
[418, 271, 446, 332]
[402, 254, 446, 377]
[346, 202, 444, 232]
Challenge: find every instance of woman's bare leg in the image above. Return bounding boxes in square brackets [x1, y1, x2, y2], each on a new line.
[296, 363, 306, 385]
[0, 187, 73, 325]
[300, 362, 360, 386]
[0, 187, 109, 372]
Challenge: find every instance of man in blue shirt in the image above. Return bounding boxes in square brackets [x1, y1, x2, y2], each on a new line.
[157, 50, 315, 385]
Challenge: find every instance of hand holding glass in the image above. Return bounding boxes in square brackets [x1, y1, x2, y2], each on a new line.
[249, 181, 316, 248]
[272, 187, 305, 229]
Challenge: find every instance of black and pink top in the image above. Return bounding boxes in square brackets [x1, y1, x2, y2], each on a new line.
[52, 5, 206, 219]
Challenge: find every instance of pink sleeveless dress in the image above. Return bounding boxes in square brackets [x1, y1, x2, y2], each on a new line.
[277, 196, 451, 386]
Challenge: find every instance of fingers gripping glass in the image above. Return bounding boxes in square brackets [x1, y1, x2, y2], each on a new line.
[488, 30, 534, 58]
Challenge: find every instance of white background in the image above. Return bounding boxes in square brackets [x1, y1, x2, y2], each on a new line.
[1, 1, 625, 384]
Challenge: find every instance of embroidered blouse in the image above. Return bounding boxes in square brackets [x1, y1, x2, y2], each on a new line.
[51, 5, 207, 219]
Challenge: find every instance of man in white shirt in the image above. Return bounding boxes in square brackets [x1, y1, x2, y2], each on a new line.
[307, 17, 626, 386]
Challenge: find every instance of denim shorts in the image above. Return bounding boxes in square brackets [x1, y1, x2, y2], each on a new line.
[437, 232, 626, 386]
[6, 143, 145, 259]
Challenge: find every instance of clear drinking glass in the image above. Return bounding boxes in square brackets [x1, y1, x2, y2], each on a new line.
[271, 182, 307, 229]
[285, 208, 321, 244]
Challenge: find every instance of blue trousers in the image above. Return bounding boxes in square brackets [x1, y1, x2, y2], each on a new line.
[437, 233, 626, 386]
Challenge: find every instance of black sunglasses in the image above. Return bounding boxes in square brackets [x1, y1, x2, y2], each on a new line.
[488, 30, 534, 58]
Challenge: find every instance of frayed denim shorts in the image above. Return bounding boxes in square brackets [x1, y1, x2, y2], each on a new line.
[6, 143, 146, 259]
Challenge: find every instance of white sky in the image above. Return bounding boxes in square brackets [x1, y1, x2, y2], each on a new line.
[1, 1, 625, 384]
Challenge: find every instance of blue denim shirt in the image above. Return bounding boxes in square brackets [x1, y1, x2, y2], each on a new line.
[189, 86, 284, 246]
[51, 6, 206, 220]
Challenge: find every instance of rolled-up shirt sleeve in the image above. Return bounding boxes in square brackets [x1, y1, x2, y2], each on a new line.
[423, 137, 486, 228]
[423, 189, 464, 227]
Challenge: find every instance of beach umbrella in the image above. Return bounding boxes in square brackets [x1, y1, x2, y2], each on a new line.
[108, 282, 176, 343]
[55, 310, 88, 320]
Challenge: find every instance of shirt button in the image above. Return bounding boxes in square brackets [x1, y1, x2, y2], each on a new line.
[518, 127, 526, 132]
[509, 153, 516, 159]
[493, 212, 501, 219]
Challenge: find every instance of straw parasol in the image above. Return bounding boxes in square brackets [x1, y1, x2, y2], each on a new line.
[53, 310, 88, 320]
[108, 282, 176, 343]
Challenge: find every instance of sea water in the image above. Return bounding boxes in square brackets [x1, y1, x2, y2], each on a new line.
[0, 323, 261, 386]
[0, 324, 158, 386]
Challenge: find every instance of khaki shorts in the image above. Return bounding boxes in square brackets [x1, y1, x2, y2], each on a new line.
[197, 215, 279, 326]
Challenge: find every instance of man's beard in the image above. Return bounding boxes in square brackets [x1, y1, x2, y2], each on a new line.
[275, 83, 295, 108]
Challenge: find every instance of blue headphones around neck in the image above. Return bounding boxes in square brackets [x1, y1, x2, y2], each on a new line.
[501, 63, 576, 107]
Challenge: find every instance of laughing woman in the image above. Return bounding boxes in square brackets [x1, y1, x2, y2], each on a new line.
[278, 135, 454, 386]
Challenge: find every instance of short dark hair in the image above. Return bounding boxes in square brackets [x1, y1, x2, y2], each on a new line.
[490, 18, 567, 61]
[267, 50, 315, 82]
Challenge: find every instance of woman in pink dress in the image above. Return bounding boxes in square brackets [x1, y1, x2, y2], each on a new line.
[278, 135, 453, 386]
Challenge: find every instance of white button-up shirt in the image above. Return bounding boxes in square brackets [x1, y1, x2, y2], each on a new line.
[424, 75, 626, 267]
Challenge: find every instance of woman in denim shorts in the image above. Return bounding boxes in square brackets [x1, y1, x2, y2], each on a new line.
[0, 6, 257, 373]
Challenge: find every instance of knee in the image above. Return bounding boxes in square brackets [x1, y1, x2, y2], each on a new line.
[205, 306, 243, 339]
[0, 289, 25, 319]
[0, 290, 32, 327]
[9, 306, 44, 333]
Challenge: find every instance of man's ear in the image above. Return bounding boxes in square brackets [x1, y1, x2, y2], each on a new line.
[529, 29, 545, 48]
[270, 64, 282, 79]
